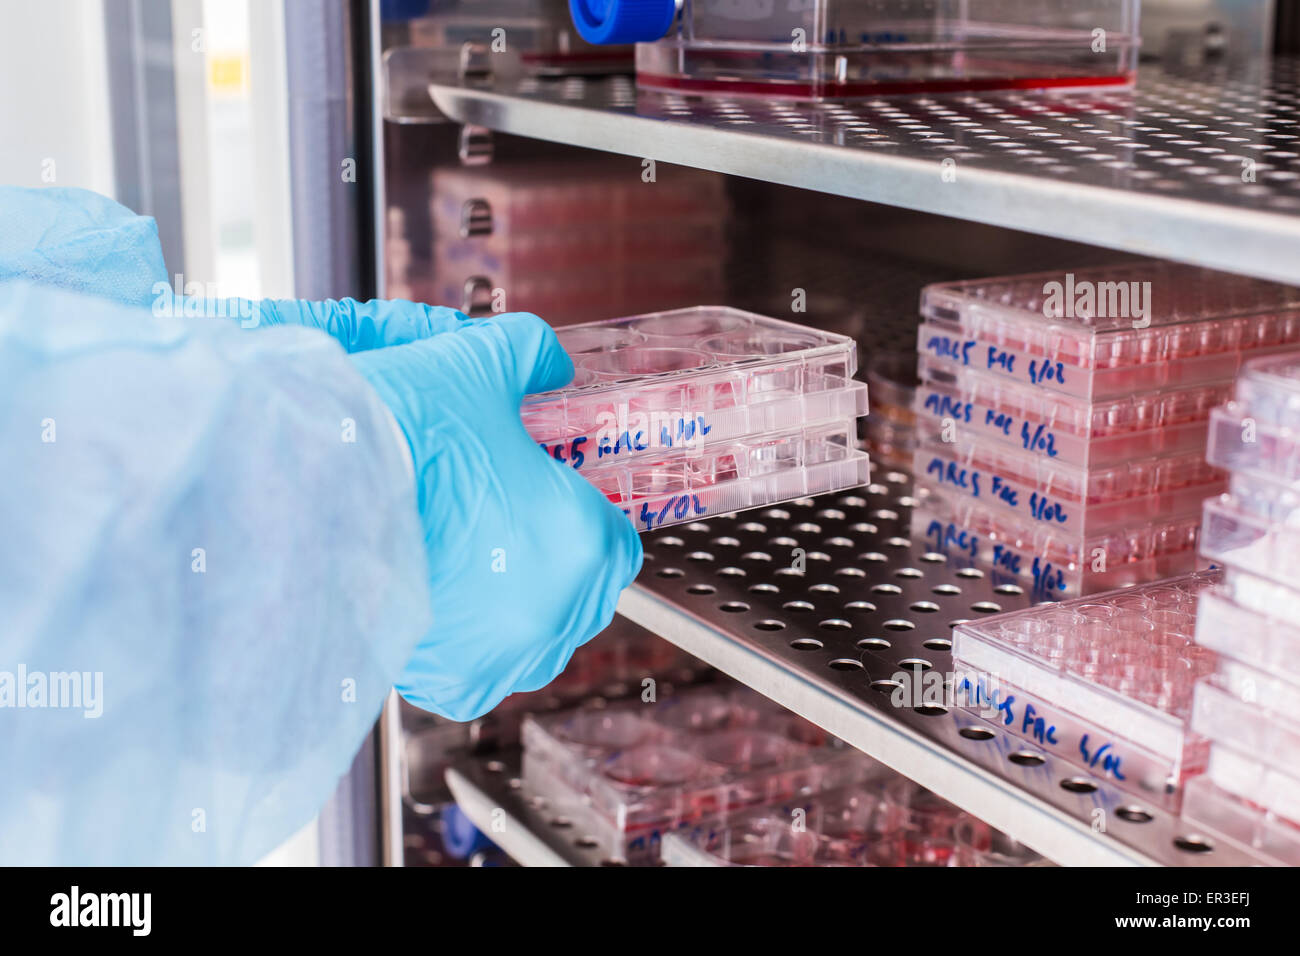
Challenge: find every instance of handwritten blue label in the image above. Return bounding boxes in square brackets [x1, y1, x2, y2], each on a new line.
[629, 494, 706, 531]
[1020, 421, 1059, 457]
[923, 519, 979, 560]
[924, 334, 975, 365]
[926, 453, 1073, 528]
[960, 678, 1128, 781]
[1079, 734, 1127, 779]
[919, 389, 1062, 461]
[923, 392, 973, 423]
[925, 457, 981, 497]
[986, 347, 1015, 374]
[1028, 357, 1066, 387]
[539, 415, 712, 472]
[925, 519, 1067, 600]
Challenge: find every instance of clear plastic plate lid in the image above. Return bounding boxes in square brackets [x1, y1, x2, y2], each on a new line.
[919, 264, 1300, 399]
[521, 684, 868, 833]
[916, 434, 1222, 515]
[590, 421, 871, 532]
[912, 485, 1204, 598]
[1200, 483, 1300, 587]
[1230, 350, 1300, 425]
[524, 306, 863, 474]
[916, 355, 1230, 468]
[1203, 744, 1300, 832]
[951, 572, 1219, 793]
[1206, 400, 1300, 484]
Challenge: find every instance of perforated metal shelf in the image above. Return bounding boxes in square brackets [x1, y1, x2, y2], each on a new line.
[614, 477, 1266, 867]
[428, 60, 1300, 284]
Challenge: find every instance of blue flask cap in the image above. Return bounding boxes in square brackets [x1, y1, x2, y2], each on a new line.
[568, 0, 677, 45]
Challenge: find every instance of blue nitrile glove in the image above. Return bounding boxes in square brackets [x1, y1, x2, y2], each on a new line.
[350, 311, 644, 721]
[0, 184, 469, 352]
[228, 296, 478, 352]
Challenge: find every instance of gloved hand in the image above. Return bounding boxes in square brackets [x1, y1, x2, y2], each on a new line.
[351, 311, 643, 721]
[229, 296, 478, 353]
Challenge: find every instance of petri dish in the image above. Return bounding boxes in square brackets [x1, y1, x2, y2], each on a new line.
[555, 711, 651, 750]
[627, 308, 752, 339]
[555, 325, 648, 355]
[601, 744, 712, 787]
[580, 347, 714, 380]
[698, 328, 828, 358]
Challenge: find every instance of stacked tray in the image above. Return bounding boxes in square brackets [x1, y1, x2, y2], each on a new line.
[1184, 351, 1300, 865]
[429, 160, 726, 323]
[911, 262, 1300, 596]
[521, 685, 873, 863]
[532, 306, 871, 532]
[863, 351, 919, 471]
[951, 572, 1221, 811]
[660, 779, 1046, 868]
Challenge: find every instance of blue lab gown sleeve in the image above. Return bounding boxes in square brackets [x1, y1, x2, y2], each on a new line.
[0, 184, 474, 352]
[0, 280, 431, 865]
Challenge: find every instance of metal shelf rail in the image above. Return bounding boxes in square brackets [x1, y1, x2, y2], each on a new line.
[445, 756, 588, 866]
[427, 60, 1300, 284]
[610, 478, 1262, 867]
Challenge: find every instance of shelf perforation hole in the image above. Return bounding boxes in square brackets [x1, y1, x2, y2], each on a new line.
[1116, 806, 1155, 824]
[1008, 751, 1046, 767]
[1173, 835, 1215, 854]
